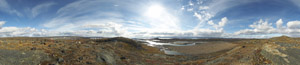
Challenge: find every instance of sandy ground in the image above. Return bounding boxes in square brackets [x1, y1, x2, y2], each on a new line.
[166, 42, 237, 55]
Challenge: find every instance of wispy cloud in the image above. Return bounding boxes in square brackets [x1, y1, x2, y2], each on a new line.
[185, 0, 260, 30]
[31, 2, 56, 18]
[290, 0, 300, 8]
[38, 0, 236, 38]
[0, 0, 22, 16]
[40, 0, 130, 37]
[43, 0, 124, 28]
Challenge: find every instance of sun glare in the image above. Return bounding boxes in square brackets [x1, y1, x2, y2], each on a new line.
[145, 5, 165, 18]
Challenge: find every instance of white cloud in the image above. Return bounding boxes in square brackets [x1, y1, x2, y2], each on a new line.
[199, 6, 209, 10]
[0, 21, 5, 27]
[193, 11, 214, 29]
[249, 19, 274, 30]
[81, 22, 128, 36]
[276, 19, 283, 29]
[287, 21, 300, 29]
[189, 0, 194, 6]
[135, 17, 229, 38]
[0, 27, 41, 37]
[219, 17, 227, 27]
[130, 29, 224, 38]
[0, 21, 129, 37]
[234, 19, 300, 38]
[0, 27, 127, 37]
[181, 6, 185, 10]
[0, 21, 47, 37]
[234, 19, 275, 35]
[187, 8, 193, 11]
[207, 17, 227, 29]
[185, 0, 260, 30]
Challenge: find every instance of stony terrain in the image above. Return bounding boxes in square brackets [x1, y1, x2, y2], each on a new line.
[0, 36, 299, 65]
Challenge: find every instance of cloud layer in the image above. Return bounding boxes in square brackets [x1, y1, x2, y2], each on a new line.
[234, 19, 300, 38]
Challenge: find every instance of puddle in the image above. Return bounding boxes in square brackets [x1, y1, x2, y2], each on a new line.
[163, 50, 184, 55]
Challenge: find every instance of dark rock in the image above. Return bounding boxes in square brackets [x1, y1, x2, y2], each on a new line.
[242, 46, 246, 48]
[31, 47, 36, 50]
[48, 64, 55, 65]
[120, 57, 126, 60]
[86, 61, 92, 64]
[78, 57, 83, 60]
[61, 50, 65, 53]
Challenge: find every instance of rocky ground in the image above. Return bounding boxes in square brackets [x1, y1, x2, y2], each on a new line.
[0, 36, 299, 65]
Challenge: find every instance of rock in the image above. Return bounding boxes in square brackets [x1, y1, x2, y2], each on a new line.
[78, 57, 83, 60]
[96, 51, 118, 65]
[86, 61, 92, 64]
[31, 47, 36, 50]
[61, 50, 65, 53]
[57, 58, 64, 63]
[242, 46, 246, 48]
[120, 57, 126, 60]
[48, 63, 56, 65]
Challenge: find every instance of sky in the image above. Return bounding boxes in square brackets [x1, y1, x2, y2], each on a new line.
[1, 0, 300, 38]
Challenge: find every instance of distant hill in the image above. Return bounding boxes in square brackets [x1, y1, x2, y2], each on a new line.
[270, 35, 297, 43]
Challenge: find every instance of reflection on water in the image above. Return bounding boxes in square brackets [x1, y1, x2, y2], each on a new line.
[143, 40, 196, 46]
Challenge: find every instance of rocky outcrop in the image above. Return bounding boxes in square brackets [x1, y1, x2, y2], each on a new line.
[96, 51, 119, 65]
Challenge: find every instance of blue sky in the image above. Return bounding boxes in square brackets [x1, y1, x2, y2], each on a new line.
[1, 0, 300, 38]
